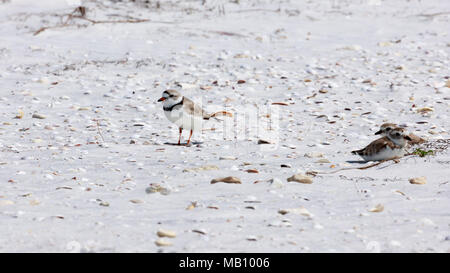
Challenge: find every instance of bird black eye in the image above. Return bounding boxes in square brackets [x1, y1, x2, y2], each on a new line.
[386, 127, 391, 131]
[169, 95, 174, 97]
[396, 133, 400, 136]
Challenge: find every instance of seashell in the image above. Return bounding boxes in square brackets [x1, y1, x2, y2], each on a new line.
[32, 113, 46, 119]
[369, 204, 384, 213]
[416, 107, 434, 114]
[304, 152, 324, 158]
[421, 218, 435, 226]
[315, 158, 331, 163]
[29, 200, 40, 206]
[183, 165, 219, 172]
[305, 171, 318, 177]
[200, 85, 212, 90]
[234, 53, 250, 58]
[377, 41, 392, 47]
[186, 202, 197, 210]
[271, 102, 289, 106]
[99, 201, 109, 207]
[157, 229, 176, 238]
[338, 45, 362, 51]
[155, 239, 173, 247]
[15, 110, 24, 119]
[39, 77, 50, 84]
[192, 229, 207, 235]
[179, 83, 196, 89]
[0, 200, 14, 206]
[219, 156, 237, 160]
[268, 178, 283, 188]
[210, 176, 241, 184]
[314, 223, 324, 229]
[409, 176, 427, 185]
[145, 183, 171, 195]
[278, 207, 313, 218]
[257, 139, 273, 144]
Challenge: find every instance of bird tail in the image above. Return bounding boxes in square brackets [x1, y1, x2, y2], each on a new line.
[351, 150, 363, 155]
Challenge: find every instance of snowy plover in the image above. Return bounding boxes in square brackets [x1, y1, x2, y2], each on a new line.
[157, 89, 232, 145]
[352, 127, 412, 161]
[375, 123, 426, 146]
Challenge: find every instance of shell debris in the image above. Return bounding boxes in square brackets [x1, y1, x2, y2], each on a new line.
[210, 176, 241, 184]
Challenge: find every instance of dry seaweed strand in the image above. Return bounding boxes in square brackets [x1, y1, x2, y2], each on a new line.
[33, 6, 174, 36]
[94, 119, 105, 143]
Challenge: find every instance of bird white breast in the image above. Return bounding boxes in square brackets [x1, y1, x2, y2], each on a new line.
[361, 146, 406, 161]
[164, 108, 204, 131]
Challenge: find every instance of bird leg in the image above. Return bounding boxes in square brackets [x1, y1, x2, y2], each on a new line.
[178, 128, 182, 145]
[187, 130, 193, 145]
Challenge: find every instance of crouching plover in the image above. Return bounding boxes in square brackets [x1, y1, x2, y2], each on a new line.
[157, 89, 232, 145]
[352, 127, 412, 161]
[375, 123, 426, 146]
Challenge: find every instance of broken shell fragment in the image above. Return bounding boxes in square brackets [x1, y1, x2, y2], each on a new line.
[416, 107, 434, 114]
[219, 156, 237, 160]
[0, 200, 14, 206]
[369, 204, 384, 213]
[32, 113, 46, 119]
[145, 183, 171, 195]
[186, 202, 197, 210]
[304, 152, 324, 158]
[183, 165, 219, 172]
[15, 110, 24, 119]
[287, 174, 313, 184]
[315, 158, 331, 163]
[257, 139, 273, 144]
[157, 229, 177, 238]
[155, 239, 173, 247]
[271, 102, 289, 106]
[278, 207, 313, 218]
[409, 176, 427, 185]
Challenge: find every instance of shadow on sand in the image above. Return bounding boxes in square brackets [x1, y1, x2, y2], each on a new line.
[164, 141, 204, 146]
[346, 160, 370, 164]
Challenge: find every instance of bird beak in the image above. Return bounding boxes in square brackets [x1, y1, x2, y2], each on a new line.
[374, 130, 382, 135]
[158, 97, 166, 102]
[404, 135, 412, 141]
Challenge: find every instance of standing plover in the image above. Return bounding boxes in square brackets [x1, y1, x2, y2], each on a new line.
[157, 89, 232, 145]
[375, 123, 426, 146]
[352, 127, 412, 161]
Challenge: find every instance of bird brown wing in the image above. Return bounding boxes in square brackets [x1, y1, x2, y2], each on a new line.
[353, 136, 396, 156]
[182, 97, 208, 118]
[408, 133, 426, 145]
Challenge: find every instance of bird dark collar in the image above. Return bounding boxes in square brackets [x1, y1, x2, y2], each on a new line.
[163, 98, 183, 111]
